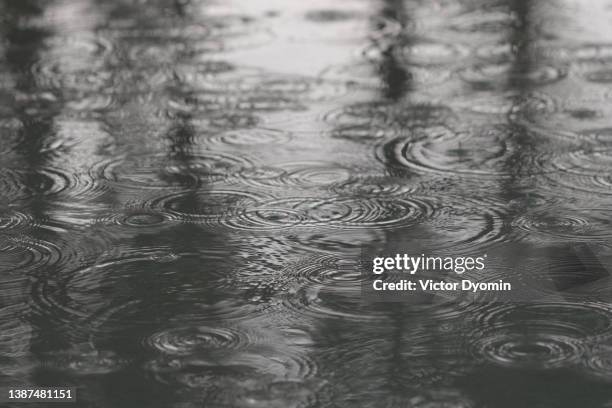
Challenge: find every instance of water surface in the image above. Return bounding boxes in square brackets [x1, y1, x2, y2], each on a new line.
[1, 0, 612, 406]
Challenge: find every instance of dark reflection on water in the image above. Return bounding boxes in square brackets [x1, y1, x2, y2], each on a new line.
[1, 0, 612, 406]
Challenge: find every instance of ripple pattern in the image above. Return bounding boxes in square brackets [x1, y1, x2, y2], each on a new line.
[378, 124, 529, 178]
[97, 152, 256, 189]
[4, 0, 612, 405]
[469, 303, 612, 369]
[147, 326, 253, 355]
[541, 149, 612, 195]
[223, 196, 435, 231]
[513, 208, 612, 241]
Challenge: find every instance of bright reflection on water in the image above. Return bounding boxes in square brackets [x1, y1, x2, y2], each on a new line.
[1, 0, 612, 406]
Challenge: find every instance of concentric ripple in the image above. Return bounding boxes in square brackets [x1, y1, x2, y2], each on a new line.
[0, 208, 34, 233]
[277, 255, 391, 322]
[540, 148, 612, 195]
[147, 347, 317, 387]
[331, 175, 418, 197]
[377, 124, 525, 178]
[0, 166, 105, 202]
[146, 326, 253, 355]
[237, 161, 355, 191]
[469, 303, 612, 369]
[0, 237, 64, 274]
[417, 196, 512, 252]
[94, 208, 172, 229]
[205, 128, 291, 147]
[151, 189, 270, 225]
[286, 255, 367, 286]
[278, 162, 353, 188]
[96, 152, 256, 190]
[471, 332, 585, 369]
[330, 124, 399, 144]
[29, 250, 259, 330]
[582, 345, 612, 381]
[224, 196, 435, 231]
[513, 207, 612, 241]
[224, 205, 306, 231]
[323, 101, 393, 127]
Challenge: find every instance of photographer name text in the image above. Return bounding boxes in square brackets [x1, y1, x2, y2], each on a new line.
[370, 254, 512, 293]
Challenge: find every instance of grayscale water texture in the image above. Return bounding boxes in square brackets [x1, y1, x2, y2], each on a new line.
[1, 0, 612, 406]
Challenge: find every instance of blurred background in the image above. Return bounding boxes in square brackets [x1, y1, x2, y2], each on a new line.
[1, 0, 612, 406]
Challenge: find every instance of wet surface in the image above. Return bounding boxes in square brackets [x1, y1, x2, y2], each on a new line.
[1, 0, 612, 406]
